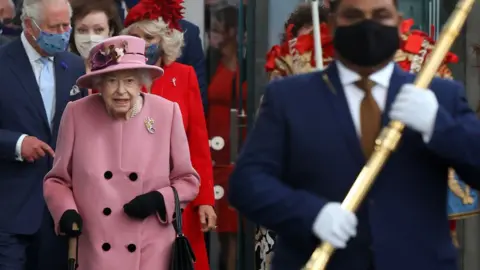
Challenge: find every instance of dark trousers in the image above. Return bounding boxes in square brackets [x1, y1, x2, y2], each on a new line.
[0, 232, 31, 270]
[204, 232, 210, 264]
[0, 210, 68, 270]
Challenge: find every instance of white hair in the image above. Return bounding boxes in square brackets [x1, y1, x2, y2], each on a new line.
[21, 0, 72, 29]
[122, 18, 184, 64]
[92, 69, 153, 92]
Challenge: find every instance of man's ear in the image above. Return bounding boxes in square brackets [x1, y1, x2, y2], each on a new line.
[23, 18, 35, 36]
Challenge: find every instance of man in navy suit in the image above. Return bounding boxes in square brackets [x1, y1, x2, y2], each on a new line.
[0, 0, 85, 268]
[0, 34, 10, 45]
[229, 0, 480, 269]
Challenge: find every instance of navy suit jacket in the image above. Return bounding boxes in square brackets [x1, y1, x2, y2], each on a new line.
[229, 62, 480, 270]
[177, 19, 207, 111]
[0, 38, 86, 235]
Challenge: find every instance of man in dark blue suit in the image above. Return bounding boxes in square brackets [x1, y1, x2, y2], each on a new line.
[0, 33, 10, 45]
[0, 0, 85, 268]
[229, 0, 480, 269]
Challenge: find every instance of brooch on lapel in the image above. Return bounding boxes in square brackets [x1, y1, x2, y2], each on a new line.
[144, 117, 155, 134]
[70, 85, 80, 96]
[322, 74, 336, 95]
[171, 77, 176, 87]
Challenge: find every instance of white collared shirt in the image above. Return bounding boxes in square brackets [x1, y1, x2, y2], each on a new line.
[336, 60, 394, 137]
[20, 32, 56, 124]
[20, 32, 55, 86]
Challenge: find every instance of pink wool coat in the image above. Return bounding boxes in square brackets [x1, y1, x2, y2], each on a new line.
[44, 94, 200, 270]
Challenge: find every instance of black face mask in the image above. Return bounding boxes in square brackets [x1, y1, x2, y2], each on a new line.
[333, 20, 400, 67]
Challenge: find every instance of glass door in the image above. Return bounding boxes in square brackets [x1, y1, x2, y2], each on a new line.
[398, 0, 429, 32]
[204, 1, 251, 269]
[397, 0, 444, 38]
[398, 0, 466, 82]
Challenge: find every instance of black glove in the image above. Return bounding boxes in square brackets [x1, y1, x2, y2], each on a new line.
[59, 209, 83, 237]
[123, 191, 166, 220]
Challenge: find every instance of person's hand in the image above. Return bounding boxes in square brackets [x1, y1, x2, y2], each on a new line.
[312, 202, 357, 249]
[389, 84, 439, 141]
[21, 136, 55, 162]
[0, 0, 14, 21]
[198, 205, 217, 232]
[124, 191, 166, 220]
[59, 209, 83, 237]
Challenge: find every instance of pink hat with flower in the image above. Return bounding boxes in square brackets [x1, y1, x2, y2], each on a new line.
[76, 35, 164, 89]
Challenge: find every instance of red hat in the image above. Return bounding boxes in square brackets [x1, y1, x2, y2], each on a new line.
[124, 0, 184, 31]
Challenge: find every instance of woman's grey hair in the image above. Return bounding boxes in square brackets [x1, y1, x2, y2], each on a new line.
[122, 17, 184, 64]
[92, 69, 153, 92]
[21, 0, 72, 29]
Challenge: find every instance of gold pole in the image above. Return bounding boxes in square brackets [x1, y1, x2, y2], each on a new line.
[304, 0, 476, 269]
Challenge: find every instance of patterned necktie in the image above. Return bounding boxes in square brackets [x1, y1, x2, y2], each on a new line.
[355, 78, 381, 158]
[38, 57, 55, 128]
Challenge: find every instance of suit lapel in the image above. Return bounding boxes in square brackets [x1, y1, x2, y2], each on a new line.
[382, 65, 408, 126]
[7, 39, 50, 131]
[52, 55, 70, 130]
[322, 62, 365, 164]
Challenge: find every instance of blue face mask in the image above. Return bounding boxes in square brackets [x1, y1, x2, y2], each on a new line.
[33, 20, 71, 55]
[146, 44, 161, 65]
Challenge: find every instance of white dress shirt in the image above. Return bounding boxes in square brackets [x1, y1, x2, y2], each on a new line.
[336, 61, 394, 137]
[15, 33, 56, 161]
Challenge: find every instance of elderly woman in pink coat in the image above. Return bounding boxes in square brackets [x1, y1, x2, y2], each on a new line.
[43, 35, 200, 270]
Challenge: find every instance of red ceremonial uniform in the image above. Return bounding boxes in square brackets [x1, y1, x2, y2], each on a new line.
[207, 62, 247, 233]
[150, 62, 214, 270]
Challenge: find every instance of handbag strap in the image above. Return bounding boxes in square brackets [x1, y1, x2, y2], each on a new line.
[171, 186, 183, 236]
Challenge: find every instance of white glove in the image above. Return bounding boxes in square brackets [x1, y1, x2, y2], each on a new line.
[389, 84, 439, 142]
[312, 202, 357, 249]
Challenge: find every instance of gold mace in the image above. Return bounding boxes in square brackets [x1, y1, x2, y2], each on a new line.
[304, 0, 476, 269]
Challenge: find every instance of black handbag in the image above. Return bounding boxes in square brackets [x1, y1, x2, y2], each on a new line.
[170, 186, 196, 270]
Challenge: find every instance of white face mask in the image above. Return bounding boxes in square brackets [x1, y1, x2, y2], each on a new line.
[74, 34, 107, 59]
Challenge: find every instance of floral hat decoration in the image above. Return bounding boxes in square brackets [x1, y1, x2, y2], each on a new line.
[76, 35, 164, 89]
[265, 23, 334, 78]
[124, 0, 184, 31]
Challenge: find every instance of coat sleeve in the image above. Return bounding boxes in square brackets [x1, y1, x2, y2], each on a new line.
[228, 82, 326, 246]
[43, 102, 78, 235]
[427, 81, 480, 190]
[123, 0, 137, 9]
[0, 129, 22, 160]
[186, 67, 215, 207]
[156, 103, 200, 224]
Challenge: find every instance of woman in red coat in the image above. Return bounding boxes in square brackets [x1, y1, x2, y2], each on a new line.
[123, 1, 216, 269]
